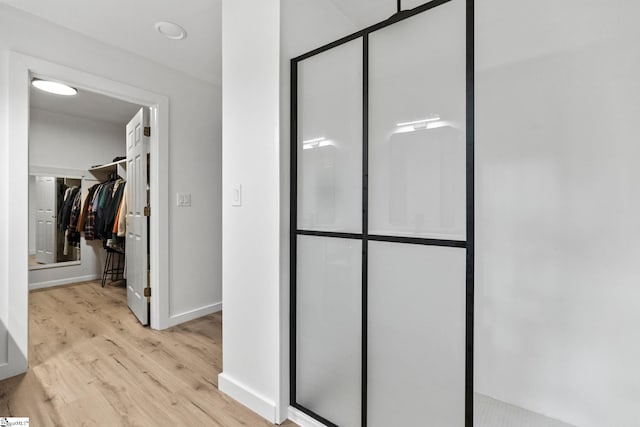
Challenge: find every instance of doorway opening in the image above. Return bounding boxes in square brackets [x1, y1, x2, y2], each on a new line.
[28, 80, 151, 325]
[2, 52, 170, 380]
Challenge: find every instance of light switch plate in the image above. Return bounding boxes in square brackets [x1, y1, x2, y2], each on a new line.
[232, 184, 242, 207]
[177, 193, 191, 207]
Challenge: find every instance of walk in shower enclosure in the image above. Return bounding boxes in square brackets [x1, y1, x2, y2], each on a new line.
[291, 0, 474, 425]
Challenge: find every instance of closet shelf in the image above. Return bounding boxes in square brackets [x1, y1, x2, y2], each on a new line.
[89, 159, 126, 180]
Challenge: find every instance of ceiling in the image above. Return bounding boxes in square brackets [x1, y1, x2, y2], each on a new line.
[2, 0, 433, 87]
[0, 0, 222, 85]
[13, 0, 439, 128]
[30, 84, 142, 125]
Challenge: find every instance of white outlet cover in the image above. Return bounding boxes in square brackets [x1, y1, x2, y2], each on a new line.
[177, 193, 191, 207]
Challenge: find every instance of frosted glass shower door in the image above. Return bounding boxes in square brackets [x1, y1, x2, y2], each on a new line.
[294, 37, 364, 427]
[367, 1, 468, 426]
[368, 0, 466, 241]
[297, 38, 363, 234]
[292, 0, 472, 425]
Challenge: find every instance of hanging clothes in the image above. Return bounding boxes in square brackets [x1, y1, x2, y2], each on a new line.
[106, 180, 126, 251]
[116, 183, 127, 237]
[56, 186, 70, 228]
[84, 182, 108, 240]
[76, 183, 99, 233]
[58, 186, 79, 232]
[65, 190, 83, 251]
[79, 176, 126, 248]
[113, 182, 127, 236]
[101, 179, 126, 239]
[94, 181, 111, 239]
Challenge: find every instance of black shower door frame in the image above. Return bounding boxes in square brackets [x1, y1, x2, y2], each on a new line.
[290, 0, 475, 425]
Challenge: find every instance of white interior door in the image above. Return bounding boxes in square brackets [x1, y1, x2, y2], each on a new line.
[126, 108, 149, 325]
[35, 176, 56, 264]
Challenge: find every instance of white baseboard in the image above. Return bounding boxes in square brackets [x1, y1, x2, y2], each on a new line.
[167, 301, 222, 327]
[288, 406, 328, 427]
[29, 274, 99, 291]
[218, 372, 276, 423]
[0, 357, 28, 381]
[0, 333, 28, 381]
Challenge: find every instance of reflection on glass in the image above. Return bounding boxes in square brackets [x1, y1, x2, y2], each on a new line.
[297, 38, 363, 233]
[369, 0, 466, 240]
[29, 175, 82, 268]
[301, 144, 337, 225]
[386, 124, 465, 238]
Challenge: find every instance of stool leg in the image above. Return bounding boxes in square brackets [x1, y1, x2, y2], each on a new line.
[102, 251, 111, 288]
[117, 252, 123, 281]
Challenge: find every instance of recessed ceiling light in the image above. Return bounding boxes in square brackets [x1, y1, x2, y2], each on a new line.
[31, 79, 78, 96]
[155, 21, 187, 40]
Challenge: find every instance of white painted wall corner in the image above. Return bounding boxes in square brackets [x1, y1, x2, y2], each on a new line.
[167, 302, 222, 328]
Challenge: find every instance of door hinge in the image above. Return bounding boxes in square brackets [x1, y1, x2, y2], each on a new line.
[144, 206, 150, 216]
[144, 126, 151, 137]
[144, 269, 151, 298]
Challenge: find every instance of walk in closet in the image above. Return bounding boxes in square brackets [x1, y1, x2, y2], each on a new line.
[28, 85, 150, 325]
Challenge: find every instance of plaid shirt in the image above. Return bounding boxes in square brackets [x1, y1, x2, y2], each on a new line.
[84, 203, 96, 240]
[84, 183, 105, 240]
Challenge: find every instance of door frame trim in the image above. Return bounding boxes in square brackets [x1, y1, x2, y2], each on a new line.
[7, 53, 170, 345]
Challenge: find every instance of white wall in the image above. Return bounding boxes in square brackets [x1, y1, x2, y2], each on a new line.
[219, 0, 283, 423]
[475, 1, 640, 426]
[0, 46, 8, 366]
[0, 3, 221, 337]
[30, 108, 125, 171]
[28, 108, 125, 287]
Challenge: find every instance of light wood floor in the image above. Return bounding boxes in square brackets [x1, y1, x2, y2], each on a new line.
[28, 254, 39, 267]
[0, 281, 296, 427]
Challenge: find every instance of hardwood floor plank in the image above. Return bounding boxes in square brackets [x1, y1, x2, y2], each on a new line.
[0, 281, 297, 427]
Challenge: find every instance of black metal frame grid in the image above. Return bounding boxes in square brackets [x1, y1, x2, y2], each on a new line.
[290, 0, 474, 425]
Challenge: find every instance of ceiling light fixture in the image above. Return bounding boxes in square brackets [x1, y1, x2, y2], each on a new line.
[31, 79, 78, 96]
[155, 21, 187, 40]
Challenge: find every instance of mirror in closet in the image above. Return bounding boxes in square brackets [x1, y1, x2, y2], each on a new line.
[29, 174, 82, 268]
